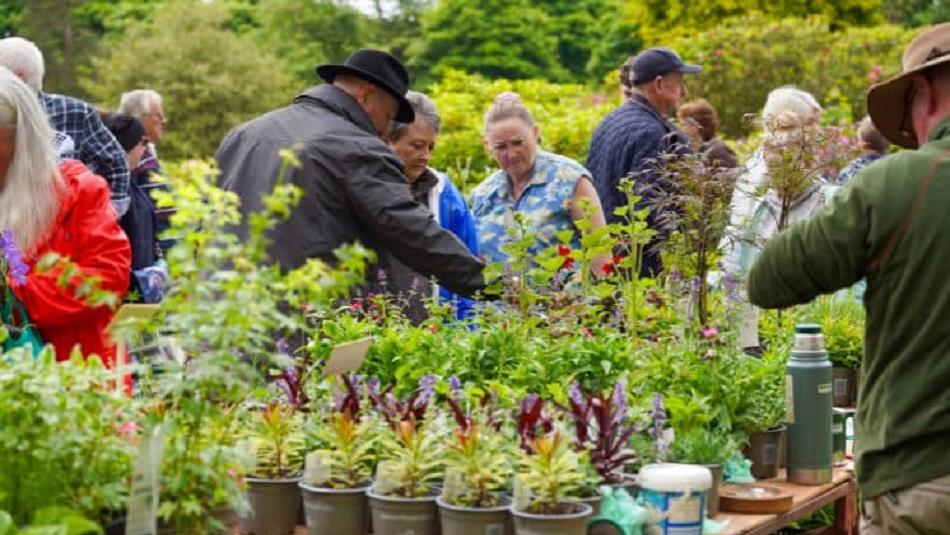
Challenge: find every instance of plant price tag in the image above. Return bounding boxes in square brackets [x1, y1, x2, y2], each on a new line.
[321, 337, 373, 378]
[125, 425, 164, 535]
[304, 450, 332, 487]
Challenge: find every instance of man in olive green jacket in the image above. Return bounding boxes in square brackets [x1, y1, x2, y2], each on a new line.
[748, 24, 950, 534]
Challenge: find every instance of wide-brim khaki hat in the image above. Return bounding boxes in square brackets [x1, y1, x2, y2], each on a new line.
[868, 23, 950, 149]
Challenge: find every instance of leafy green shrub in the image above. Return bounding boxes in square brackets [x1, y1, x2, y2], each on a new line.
[428, 69, 617, 192]
[673, 16, 914, 137]
[82, 1, 297, 160]
[0, 350, 134, 525]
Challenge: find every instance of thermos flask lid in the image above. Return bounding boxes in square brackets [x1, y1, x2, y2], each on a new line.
[795, 323, 821, 334]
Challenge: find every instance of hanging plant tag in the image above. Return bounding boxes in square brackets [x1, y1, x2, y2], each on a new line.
[305, 450, 332, 487]
[441, 468, 463, 502]
[125, 425, 165, 535]
[374, 460, 401, 495]
[513, 474, 531, 512]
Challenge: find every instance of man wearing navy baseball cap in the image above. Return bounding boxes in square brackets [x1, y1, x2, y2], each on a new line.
[586, 47, 702, 276]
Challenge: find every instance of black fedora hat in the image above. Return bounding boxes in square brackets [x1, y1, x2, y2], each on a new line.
[316, 49, 415, 123]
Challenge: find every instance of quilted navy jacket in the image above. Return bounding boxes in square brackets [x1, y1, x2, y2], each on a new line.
[585, 94, 689, 275]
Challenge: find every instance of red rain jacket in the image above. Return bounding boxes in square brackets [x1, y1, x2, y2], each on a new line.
[11, 160, 131, 367]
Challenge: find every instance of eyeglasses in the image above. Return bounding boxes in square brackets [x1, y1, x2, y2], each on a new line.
[490, 138, 527, 154]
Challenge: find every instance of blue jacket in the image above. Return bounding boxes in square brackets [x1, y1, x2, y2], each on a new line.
[429, 171, 480, 319]
[585, 94, 689, 275]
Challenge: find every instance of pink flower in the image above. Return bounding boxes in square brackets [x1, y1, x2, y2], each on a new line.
[114, 421, 140, 438]
[701, 325, 719, 339]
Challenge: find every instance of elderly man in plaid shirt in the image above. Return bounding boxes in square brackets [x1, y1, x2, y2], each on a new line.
[0, 37, 130, 217]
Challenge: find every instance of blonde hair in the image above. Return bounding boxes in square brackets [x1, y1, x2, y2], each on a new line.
[0, 67, 63, 253]
[762, 86, 822, 135]
[482, 92, 534, 136]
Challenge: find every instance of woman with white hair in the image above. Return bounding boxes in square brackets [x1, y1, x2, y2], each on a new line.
[720, 86, 829, 278]
[0, 67, 131, 367]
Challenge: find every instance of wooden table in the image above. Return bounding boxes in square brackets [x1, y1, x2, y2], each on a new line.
[718, 467, 857, 535]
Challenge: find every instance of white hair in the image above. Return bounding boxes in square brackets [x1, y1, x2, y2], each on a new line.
[118, 89, 163, 119]
[0, 37, 44, 92]
[761, 86, 822, 134]
[0, 67, 63, 253]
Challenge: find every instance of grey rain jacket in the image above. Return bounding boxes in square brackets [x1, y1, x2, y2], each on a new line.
[215, 84, 485, 297]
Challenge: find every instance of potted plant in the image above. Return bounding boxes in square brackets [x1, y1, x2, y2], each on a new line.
[732, 352, 787, 479]
[300, 374, 376, 535]
[511, 431, 593, 535]
[366, 375, 445, 535]
[810, 295, 864, 407]
[242, 403, 306, 535]
[437, 377, 515, 535]
[669, 427, 740, 516]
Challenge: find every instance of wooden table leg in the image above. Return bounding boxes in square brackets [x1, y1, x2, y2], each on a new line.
[834, 479, 858, 535]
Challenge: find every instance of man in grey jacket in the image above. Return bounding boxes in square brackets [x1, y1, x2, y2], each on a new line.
[216, 49, 486, 298]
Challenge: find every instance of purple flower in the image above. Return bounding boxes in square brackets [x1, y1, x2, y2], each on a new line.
[377, 269, 388, 284]
[670, 269, 682, 283]
[1, 229, 28, 286]
[650, 392, 667, 440]
[367, 377, 381, 398]
[413, 374, 437, 411]
[276, 338, 290, 357]
[611, 380, 628, 427]
[568, 381, 584, 409]
[448, 375, 462, 400]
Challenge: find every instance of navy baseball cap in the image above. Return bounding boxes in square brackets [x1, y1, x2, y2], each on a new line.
[631, 47, 702, 85]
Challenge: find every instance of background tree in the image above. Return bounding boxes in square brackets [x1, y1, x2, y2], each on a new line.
[409, 0, 567, 86]
[884, 0, 950, 27]
[82, 1, 296, 160]
[255, 0, 374, 85]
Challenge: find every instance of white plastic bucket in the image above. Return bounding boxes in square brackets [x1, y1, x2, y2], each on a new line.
[639, 463, 712, 535]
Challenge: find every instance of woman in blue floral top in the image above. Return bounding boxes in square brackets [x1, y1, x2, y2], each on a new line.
[470, 92, 607, 267]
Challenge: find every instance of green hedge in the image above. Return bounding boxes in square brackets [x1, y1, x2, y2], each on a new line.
[428, 69, 617, 192]
[673, 16, 914, 137]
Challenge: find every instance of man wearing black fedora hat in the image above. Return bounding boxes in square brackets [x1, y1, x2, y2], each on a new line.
[216, 49, 486, 298]
[747, 23, 950, 533]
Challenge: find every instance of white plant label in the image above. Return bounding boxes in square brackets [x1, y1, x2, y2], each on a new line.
[304, 450, 332, 486]
[739, 304, 760, 349]
[441, 468, 463, 503]
[322, 337, 373, 378]
[126, 425, 164, 535]
[785, 375, 795, 424]
[374, 460, 401, 495]
[512, 475, 531, 512]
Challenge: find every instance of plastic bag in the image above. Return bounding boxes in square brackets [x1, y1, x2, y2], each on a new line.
[587, 485, 648, 535]
[724, 452, 755, 483]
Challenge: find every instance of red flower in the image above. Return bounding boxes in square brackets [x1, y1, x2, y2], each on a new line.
[429, 323, 439, 334]
[601, 263, 616, 276]
[350, 298, 364, 312]
[581, 327, 593, 338]
[560, 257, 575, 270]
[558, 245, 571, 257]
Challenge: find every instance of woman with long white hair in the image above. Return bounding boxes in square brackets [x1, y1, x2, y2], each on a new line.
[0, 66, 130, 367]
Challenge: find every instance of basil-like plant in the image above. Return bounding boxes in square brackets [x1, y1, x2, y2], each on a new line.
[670, 427, 741, 465]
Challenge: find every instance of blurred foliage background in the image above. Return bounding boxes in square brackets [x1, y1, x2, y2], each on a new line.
[2, 0, 945, 172]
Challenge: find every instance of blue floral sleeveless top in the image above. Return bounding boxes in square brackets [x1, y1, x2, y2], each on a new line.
[470, 150, 589, 264]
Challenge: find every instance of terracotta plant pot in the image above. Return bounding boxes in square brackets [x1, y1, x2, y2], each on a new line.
[745, 426, 785, 480]
[241, 477, 301, 535]
[510, 502, 593, 535]
[300, 482, 370, 535]
[436, 495, 513, 535]
[367, 488, 439, 535]
[703, 464, 723, 517]
[832, 368, 856, 407]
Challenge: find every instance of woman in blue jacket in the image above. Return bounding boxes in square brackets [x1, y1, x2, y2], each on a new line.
[388, 91, 479, 320]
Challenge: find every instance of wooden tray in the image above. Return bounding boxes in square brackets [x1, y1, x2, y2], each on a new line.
[720, 483, 794, 514]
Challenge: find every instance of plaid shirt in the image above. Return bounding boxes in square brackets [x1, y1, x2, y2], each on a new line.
[41, 92, 130, 216]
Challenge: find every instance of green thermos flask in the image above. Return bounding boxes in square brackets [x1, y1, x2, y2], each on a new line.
[786, 323, 833, 485]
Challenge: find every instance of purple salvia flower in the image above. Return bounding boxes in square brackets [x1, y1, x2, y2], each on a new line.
[413, 374, 437, 411]
[650, 392, 667, 440]
[611, 380, 628, 427]
[669, 269, 682, 283]
[377, 269, 388, 284]
[448, 375, 462, 401]
[568, 381, 584, 410]
[1, 229, 28, 286]
[275, 338, 290, 357]
[522, 393, 540, 414]
[367, 377, 381, 398]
